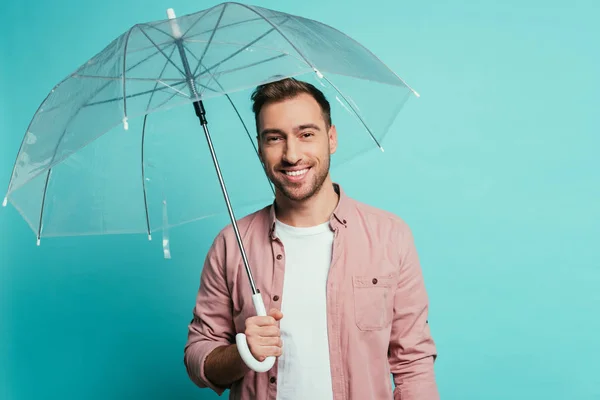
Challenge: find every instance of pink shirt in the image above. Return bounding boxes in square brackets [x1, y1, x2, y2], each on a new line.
[184, 184, 439, 399]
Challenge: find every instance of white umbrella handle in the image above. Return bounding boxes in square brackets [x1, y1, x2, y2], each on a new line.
[235, 293, 277, 372]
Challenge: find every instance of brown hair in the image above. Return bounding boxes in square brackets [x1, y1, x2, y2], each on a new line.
[251, 77, 331, 135]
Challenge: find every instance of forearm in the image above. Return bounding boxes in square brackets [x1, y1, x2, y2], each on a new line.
[392, 356, 439, 400]
[204, 344, 249, 387]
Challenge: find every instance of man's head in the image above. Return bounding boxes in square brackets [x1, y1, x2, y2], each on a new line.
[251, 78, 337, 202]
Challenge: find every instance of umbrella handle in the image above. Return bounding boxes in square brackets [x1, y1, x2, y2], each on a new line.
[235, 293, 277, 373]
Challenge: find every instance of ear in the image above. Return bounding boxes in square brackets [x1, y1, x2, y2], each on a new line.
[328, 125, 338, 154]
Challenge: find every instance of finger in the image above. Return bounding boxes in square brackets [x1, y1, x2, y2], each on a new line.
[247, 316, 277, 327]
[258, 336, 283, 347]
[257, 345, 283, 358]
[268, 308, 284, 321]
[246, 324, 278, 339]
[257, 325, 280, 337]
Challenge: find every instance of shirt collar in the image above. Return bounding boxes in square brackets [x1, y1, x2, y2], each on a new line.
[268, 183, 350, 239]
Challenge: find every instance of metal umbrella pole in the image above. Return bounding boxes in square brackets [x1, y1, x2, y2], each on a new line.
[167, 8, 275, 373]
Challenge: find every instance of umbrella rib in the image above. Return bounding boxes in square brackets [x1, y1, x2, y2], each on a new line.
[71, 75, 185, 82]
[195, 19, 288, 79]
[39, 43, 177, 116]
[321, 76, 383, 150]
[183, 43, 276, 197]
[184, 39, 295, 59]
[183, 17, 262, 41]
[230, 2, 383, 150]
[156, 80, 190, 98]
[138, 45, 180, 238]
[144, 45, 179, 112]
[138, 26, 187, 78]
[83, 80, 188, 108]
[138, 41, 186, 237]
[36, 170, 52, 244]
[147, 79, 217, 112]
[138, 23, 177, 42]
[208, 53, 288, 78]
[181, 6, 215, 38]
[122, 24, 140, 124]
[81, 76, 219, 109]
[190, 3, 227, 79]
[141, 114, 152, 237]
[221, 90, 275, 197]
[182, 15, 289, 43]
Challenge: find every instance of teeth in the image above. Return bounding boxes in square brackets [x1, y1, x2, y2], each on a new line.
[285, 168, 308, 177]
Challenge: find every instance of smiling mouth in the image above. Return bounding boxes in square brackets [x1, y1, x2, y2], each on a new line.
[283, 168, 309, 177]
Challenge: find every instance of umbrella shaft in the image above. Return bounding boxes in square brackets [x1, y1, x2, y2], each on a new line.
[199, 116, 259, 296]
[171, 36, 259, 296]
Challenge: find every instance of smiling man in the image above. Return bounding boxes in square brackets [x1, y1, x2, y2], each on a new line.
[184, 78, 439, 400]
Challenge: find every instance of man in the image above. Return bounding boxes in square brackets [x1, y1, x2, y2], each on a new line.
[184, 78, 439, 399]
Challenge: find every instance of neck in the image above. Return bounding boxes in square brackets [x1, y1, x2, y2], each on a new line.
[274, 177, 339, 227]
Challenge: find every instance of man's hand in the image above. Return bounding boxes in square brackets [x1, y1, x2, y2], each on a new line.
[245, 308, 284, 361]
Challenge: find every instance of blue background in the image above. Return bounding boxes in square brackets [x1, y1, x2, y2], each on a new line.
[1, 0, 599, 399]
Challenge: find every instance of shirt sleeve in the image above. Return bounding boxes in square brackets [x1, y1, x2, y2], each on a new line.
[184, 231, 236, 395]
[389, 221, 440, 400]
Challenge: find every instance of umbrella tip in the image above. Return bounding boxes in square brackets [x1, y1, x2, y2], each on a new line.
[380, 146, 385, 153]
[166, 8, 183, 38]
[148, 234, 152, 241]
[36, 237, 41, 246]
[413, 90, 421, 98]
[2, 197, 6, 207]
[122, 117, 129, 130]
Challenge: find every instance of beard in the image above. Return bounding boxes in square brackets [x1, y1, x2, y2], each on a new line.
[268, 154, 330, 202]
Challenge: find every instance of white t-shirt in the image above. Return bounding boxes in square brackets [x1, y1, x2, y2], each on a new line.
[274, 218, 335, 400]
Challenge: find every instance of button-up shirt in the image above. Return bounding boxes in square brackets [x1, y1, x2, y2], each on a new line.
[184, 184, 439, 399]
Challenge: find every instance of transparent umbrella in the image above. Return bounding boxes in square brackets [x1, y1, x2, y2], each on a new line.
[2, 2, 419, 372]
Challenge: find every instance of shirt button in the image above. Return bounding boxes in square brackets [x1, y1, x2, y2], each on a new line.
[273, 295, 280, 301]
[372, 278, 378, 284]
[270, 377, 276, 384]
[276, 254, 283, 260]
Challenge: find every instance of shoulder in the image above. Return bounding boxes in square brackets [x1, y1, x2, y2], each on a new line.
[349, 197, 412, 235]
[212, 204, 271, 245]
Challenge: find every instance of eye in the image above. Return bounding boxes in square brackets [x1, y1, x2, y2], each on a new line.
[301, 132, 314, 138]
[266, 136, 281, 142]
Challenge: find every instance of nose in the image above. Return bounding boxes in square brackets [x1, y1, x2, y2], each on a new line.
[282, 139, 301, 164]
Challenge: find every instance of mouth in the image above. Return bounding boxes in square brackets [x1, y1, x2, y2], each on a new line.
[280, 167, 310, 182]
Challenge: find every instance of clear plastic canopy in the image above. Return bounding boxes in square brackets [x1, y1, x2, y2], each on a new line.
[4, 2, 418, 242]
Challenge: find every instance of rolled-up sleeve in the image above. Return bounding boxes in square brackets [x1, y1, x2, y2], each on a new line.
[184, 232, 235, 395]
[389, 222, 440, 400]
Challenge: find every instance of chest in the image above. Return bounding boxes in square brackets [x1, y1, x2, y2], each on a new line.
[228, 228, 399, 329]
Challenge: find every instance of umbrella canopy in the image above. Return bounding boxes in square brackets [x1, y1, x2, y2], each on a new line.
[3, 2, 418, 244]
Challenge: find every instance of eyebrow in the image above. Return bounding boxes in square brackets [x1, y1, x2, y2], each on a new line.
[260, 123, 321, 137]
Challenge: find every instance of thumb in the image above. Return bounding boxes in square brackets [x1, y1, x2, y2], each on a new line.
[268, 308, 283, 321]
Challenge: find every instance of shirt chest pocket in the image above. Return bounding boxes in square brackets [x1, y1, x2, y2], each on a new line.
[352, 275, 395, 331]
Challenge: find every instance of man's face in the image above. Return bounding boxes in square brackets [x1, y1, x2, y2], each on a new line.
[257, 93, 337, 202]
